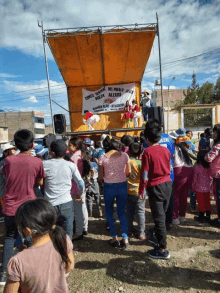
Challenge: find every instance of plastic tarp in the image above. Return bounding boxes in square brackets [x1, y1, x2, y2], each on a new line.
[47, 28, 156, 133]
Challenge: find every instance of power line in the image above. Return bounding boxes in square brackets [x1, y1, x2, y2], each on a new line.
[145, 47, 220, 74]
[0, 83, 66, 97]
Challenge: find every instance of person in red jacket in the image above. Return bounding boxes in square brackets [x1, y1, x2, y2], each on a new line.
[130, 100, 142, 127]
[139, 119, 172, 260]
[123, 101, 132, 127]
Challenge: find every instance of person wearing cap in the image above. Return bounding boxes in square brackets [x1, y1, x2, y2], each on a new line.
[43, 139, 85, 240]
[83, 138, 94, 156]
[141, 90, 154, 121]
[175, 127, 189, 144]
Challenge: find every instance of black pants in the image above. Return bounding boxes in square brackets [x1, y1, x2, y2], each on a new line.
[166, 182, 174, 224]
[147, 181, 172, 249]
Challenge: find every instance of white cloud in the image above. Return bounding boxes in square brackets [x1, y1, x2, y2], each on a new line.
[0, 73, 21, 78]
[0, 0, 219, 80]
[25, 96, 38, 103]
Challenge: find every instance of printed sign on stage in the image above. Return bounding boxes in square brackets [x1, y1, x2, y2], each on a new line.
[82, 83, 136, 115]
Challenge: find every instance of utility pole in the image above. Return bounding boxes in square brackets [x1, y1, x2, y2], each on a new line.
[38, 21, 55, 134]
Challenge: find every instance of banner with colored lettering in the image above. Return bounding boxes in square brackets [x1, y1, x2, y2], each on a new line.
[82, 83, 135, 115]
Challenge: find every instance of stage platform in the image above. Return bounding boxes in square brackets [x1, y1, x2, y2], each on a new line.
[63, 126, 145, 137]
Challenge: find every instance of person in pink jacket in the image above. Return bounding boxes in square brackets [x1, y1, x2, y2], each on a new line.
[204, 124, 220, 227]
[192, 150, 212, 224]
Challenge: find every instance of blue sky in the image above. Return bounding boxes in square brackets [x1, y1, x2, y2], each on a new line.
[1, 0, 220, 124]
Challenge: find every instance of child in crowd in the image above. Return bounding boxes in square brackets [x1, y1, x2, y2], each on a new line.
[173, 142, 193, 225]
[68, 137, 90, 240]
[199, 127, 213, 150]
[126, 142, 146, 239]
[192, 150, 212, 224]
[4, 199, 74, 292]
[186, 130, 193, 141]
[205, 124, 220, 227]
[0, 130, 46, 285]
[121, 135, 134, 154]
[86, 152, 102, 217]
[0, 144, 16, 222]
[175, 127, 189, 144]
[92, 141, 105, 163]
[43, 140, 85, 239]
[139, 119, 172, 259]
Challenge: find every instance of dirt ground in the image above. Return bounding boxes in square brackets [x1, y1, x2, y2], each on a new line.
[0, 197, 219, 293]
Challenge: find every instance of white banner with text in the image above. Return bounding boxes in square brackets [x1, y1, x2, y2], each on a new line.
[82, 83, 136, 115]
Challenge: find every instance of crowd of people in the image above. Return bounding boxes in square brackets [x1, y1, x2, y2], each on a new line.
[0, 121, 219, 292]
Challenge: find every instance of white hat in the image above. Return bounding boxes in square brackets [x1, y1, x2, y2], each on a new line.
[1, 143, 15, 152]
[101, 134, 108, 142]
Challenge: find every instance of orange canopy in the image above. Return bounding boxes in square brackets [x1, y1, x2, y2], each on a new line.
[46, 25, 157, 134]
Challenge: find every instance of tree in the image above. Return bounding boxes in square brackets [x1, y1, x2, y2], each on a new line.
[197, 82, 214, 104]
[183, 73, 199, 104]
[214, 77, 220, 102]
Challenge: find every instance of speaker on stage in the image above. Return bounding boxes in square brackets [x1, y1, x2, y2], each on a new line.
[147, 107, 163, 125]
[53, 114, 66, 133]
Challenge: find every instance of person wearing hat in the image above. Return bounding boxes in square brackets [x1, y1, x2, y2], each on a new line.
[43, 139, 85, 240]
[0, 144, 16, 223]
[83, 138, 94, 156]
[175, 127, 189, 144]
[0, 144, 16, 198]
[82, 111, 100, 131]
[140, 90, 154, 121]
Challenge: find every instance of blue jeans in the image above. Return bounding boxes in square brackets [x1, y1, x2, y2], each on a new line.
[103, 182, 128, 239]
[1, 216, 32, 272]
[127, 194, 146, 235]
[54, 200, 73, 239]
[142, 107, 148, 121]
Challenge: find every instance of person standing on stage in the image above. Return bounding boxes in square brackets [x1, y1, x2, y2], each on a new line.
[141, 90, 154, 121]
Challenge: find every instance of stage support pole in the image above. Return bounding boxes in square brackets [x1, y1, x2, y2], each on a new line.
[156, 13, 165, 133]
[38, 21, 55, 134]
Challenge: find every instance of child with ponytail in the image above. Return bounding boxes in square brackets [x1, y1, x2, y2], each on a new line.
[4, 198, 74, 293]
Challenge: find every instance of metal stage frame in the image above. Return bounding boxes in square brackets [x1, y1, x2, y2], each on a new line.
[64, 126, 145, 137]
[38, 14, 165, 134]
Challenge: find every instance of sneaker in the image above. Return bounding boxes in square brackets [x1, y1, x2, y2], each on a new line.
[148, 233, 158, 247]
[108, 239, 120, 248]
[172, 218, 180, 225]
[0, 217, 4, 223]
[98, 210, 103, 217]
[179, 216, 186, 223]
[194, 216, 206, 225]
[83, 230, 88, 235]
[0, 271, 7, 286]
[119, 239, 129, 250]
[209, 218, 220, 227]
[136, 234, 146, 240]
[148, 247, 170, 260]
